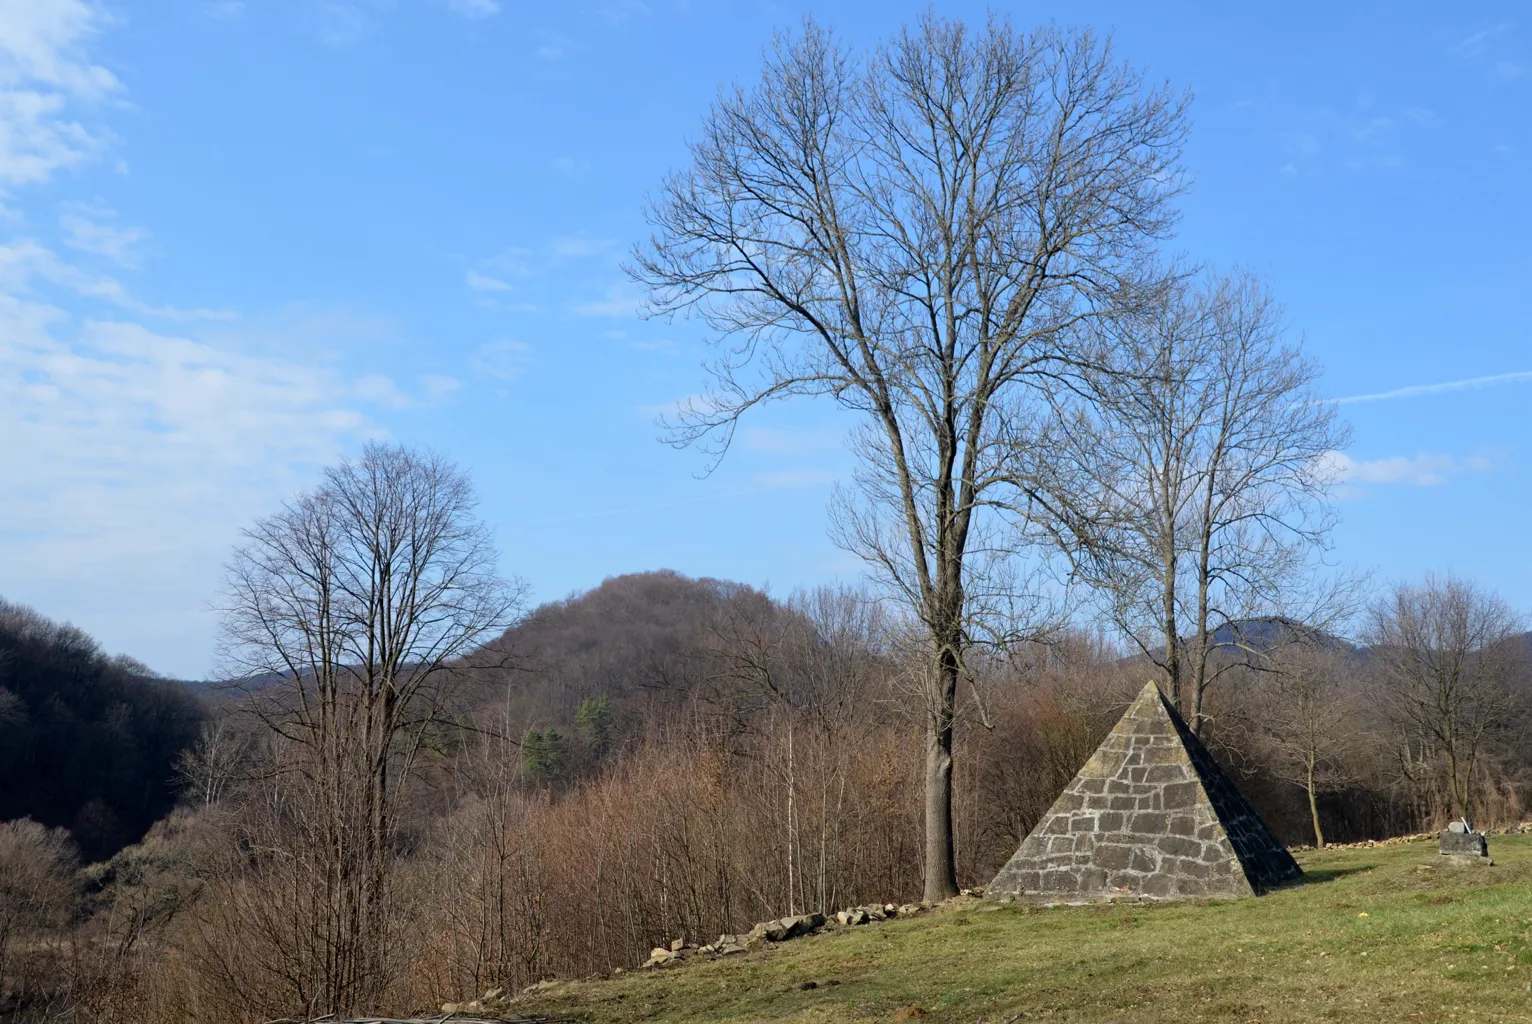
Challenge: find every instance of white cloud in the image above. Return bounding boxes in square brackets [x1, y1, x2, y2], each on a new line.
[60, 203, 146, 266]
[466, 269, 513, 293]
[550, 234, 616, 260]
[1320, 451, 1492, 489]
[597, 0, 649, 26]
[313, 1, 373, 48]
[1331, 369, 1532, 405]
[0, 0, 119, 190]
[421, 373, 461, 401]
[0, 294, 382, 594]
[0, 238, 232, 319]
[1450, 25, 1508, 60]
[352, 372, 413, 408]
[471, 338, 530, 380]
[447, 0, 500, 16]
[740, 427, 839, 455]
[573, 282, 642, 318]
[754, 469, 839, 488]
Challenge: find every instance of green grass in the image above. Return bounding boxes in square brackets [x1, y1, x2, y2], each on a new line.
[509, 835, 1532, 1023]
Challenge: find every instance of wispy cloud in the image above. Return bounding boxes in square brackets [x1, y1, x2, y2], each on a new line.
[60, 204, 147, 267]
[573, 282, 641, 318]
[466, 269, 513, 293]
[421, 373, 461, 401]
[0, 0, 119, 191]
[1450, 24, 1509, 60]
[470, 338, 531, 380]
[1330, 369, 1532, 405]
[0, 300, 383, 588]
[740, 427, 840, 455]
[0, 239, 232, 320]
[0, 239, 235, 320]
[1450, 23, 1523, 80]
[446, 0, 500, 17]
[596, 0, 650, 26]
[551, 234, 616, 260]
[534, 31, 576, 61]
[1321, 451, 1491, 488]
[312, 1, 374, 48]
[755, 469, 839, 488]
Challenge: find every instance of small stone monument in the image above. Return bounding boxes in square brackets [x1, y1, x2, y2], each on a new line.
[987, 681, 1301, 902]
[1438, 817, 1492, 864]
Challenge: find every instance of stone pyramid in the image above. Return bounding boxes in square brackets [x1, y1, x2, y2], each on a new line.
[988, 681, 1301, 901]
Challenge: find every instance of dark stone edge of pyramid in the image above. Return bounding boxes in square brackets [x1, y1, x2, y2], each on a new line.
[1149, 685, 1304, 894]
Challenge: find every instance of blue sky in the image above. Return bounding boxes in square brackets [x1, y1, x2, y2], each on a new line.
[0, 0, 1527, 678]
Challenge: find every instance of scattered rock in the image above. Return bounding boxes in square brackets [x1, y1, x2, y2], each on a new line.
[670, 937, 685, 952]
[641, 947, 676, 969]
[521, 979, 561, 994]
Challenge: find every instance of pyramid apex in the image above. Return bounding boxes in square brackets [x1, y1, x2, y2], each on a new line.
[1135, 679, 1166, 702]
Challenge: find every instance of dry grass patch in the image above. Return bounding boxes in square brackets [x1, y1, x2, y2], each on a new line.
[500, 835, 1532, 1023]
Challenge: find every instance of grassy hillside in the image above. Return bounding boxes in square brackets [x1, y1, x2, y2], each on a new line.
[505, 835, 1532, 1024]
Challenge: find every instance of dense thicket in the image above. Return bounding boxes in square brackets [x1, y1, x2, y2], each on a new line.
[0, 600, 204, 862]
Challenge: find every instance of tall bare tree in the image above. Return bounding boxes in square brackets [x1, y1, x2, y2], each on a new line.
[1258, 641, 1358, 848]
[1050, 272, 1350, 731]
[1365, 575, 1525, 820]
[218, 442, 519, 1016]
[630, 14, 1187, 900]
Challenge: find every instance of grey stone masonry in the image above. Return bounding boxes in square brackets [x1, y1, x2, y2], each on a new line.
[988, 681, 1303, 902]
[1439, 819, 1491, 861]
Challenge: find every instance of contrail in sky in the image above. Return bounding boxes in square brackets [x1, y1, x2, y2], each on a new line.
[1331, 369, 1532, 405]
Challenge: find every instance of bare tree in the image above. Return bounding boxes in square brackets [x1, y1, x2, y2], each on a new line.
[1365, 575, 1526, 820]
[1258, 641, 1358, 847]
[173, 719, 250, 807]
[630, 14, 1187, 900]
[217, 442, 520, 1017]
[1051, 272, 1351, 731]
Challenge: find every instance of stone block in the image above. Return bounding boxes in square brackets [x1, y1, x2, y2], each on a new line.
[1158, 835, 1199, 858]
[1439, 830, 1490, 859]
[1096, 844, 1132, 870]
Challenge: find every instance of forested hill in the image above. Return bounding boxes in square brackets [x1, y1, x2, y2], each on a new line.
[466, 569, 783, 737]
[0, 599, 205, 862]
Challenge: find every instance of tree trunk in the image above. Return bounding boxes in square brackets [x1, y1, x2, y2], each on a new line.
[922, 647, 960, 903]
[1161, 545, 1181, 710]
[1306, 760, 1325, 849]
